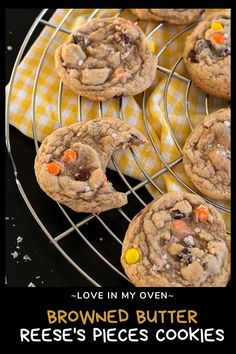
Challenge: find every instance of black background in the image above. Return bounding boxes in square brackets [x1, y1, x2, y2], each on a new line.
[4, 7, 234, 347]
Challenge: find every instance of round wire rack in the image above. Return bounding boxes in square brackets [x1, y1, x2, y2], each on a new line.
[6, 9, 231, 287]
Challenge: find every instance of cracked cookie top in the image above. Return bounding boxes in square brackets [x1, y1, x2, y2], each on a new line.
[34, 117, 146, 213]
[121, 192, 230, 287]
[55, 17, 157, 101]
[131, 9, 204, 25]
[183, 108, 231, 201]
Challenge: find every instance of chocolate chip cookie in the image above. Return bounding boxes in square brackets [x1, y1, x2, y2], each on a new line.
[55, 17, 157, 101]
[34, 117, 146, 213]
[131, 9, 204, 25]
[183, 11, 230, 100]
[183, 108, 230, 201]
[121, 192, 230, 287]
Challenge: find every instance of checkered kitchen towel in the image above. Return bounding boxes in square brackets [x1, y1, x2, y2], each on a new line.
[7, 8, 230, 229]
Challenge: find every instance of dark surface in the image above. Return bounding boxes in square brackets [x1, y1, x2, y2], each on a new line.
[5, 9, 152, 287]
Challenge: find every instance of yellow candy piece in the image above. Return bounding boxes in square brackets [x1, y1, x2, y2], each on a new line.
[125, 248, 140, 264]
[211, 22, 223, 31]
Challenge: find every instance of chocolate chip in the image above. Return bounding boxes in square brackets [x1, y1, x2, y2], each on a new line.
[177, 248, 192, 265]
[73, 33, 90, 48]
[120, 33, 130, 44]
[188, 50, 198, 63]
[195, 39, 211, 54]
[219, 46, 231, 57]
[131, 134, 142, 144]
[75, 169, 90, 181]
[171, 209, 186, 220]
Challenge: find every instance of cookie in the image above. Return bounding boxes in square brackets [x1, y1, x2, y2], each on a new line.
[183, 108, 230, 201]
[55, 17, 157, 101]
[121, 192, 230, 287]
[131, 9, 204, 25]
[183, 11, 230, 100]
[34, 117, 146, 213]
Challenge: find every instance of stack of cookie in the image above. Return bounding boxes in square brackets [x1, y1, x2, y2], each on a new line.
[34, 9, 231, 287]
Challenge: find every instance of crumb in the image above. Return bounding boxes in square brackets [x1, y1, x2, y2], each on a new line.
[23, 255, 32, 262]
[11, 251, 18, 259]
[99, 237, 103, 241]
[5, 217, 9, 220]
[17, 236, 23, 243]
[28, 282, 36, 287]
[36, 276, 41, 279]
[7, 45, 13, 51]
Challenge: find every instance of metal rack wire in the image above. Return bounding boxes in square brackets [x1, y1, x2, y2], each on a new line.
[6, 9, 231, 287]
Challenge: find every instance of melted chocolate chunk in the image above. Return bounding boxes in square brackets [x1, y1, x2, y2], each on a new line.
[120, 33, 130, 44]
[73, 33, 90, 48]
[188, 50, 199, 63]
[195, 39, 211, 54]
[219, 46, 231, 57]
[131, 134, 142, 144]
[177, 248, 192, 265]
[171, 209, 186, 220]
[75, 169, 90, 181]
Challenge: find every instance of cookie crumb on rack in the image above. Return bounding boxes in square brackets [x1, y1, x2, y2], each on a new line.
[11, 251, 19, 259]
[28, 282, 36, 287]
[23, 255, 32, 262]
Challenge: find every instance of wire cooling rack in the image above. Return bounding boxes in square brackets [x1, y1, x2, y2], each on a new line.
[6, 9, 231, 287]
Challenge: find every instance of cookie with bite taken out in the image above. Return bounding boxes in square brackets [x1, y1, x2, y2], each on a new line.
[34, 117, 146, 213]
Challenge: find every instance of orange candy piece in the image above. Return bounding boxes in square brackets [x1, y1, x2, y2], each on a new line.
[211, 32, 225, 44]
[194, 205, 209, 222]
[115, 68, 126, 79]
[171, 219, 192, 238]
[63, 149, 77, 163]
[47, 162, 60, 175]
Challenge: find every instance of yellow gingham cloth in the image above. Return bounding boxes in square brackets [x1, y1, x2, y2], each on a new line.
[7, 8, 230, 230]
